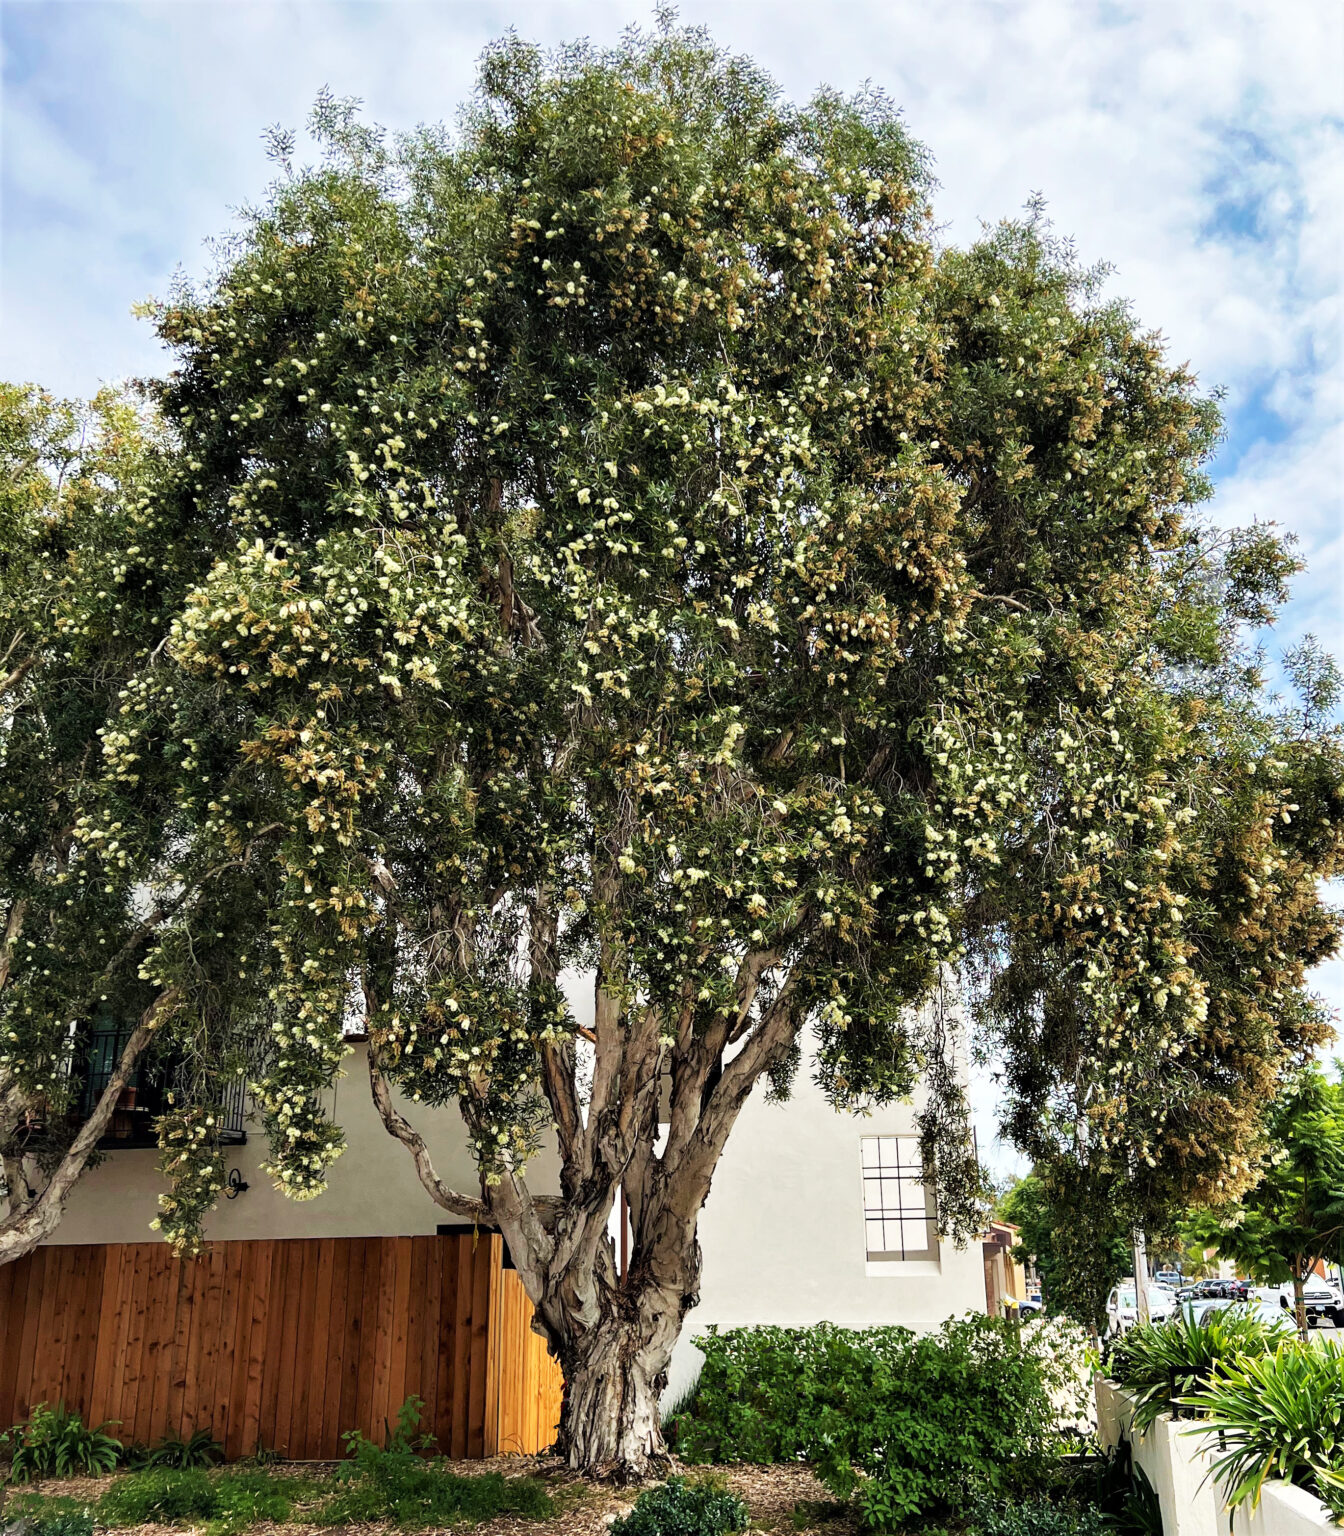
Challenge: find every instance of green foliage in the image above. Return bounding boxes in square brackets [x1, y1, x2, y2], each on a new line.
[673, 1319, 1072, 1529]
[0, 1495, 96, 1536]
[0, 1403, 122, 1483]
[1182, 1339, 1344, 1519]
[94, 1467, 325, 1536]
[96, 1467, 217, 1524]
[1186, 1067, 1344, 1335]
[1109, 1303, 1294, 1429]
[317, 1424, 552, 1529]
[996, 1172, 1131, 1330]
[124, 1429, 225, 1469]
[608, 1475, 748, 1536]
[969, 1497, 1110, 1536]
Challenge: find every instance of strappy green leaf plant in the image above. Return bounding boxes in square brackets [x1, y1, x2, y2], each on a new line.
[1109, 1304, 1294, 1430]
[1181, 1339, 1344, 1519]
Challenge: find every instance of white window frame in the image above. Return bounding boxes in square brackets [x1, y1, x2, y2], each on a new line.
[861, 1134, 939, 1263]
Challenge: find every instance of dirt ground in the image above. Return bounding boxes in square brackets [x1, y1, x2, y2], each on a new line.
[3, 1457, 856, 1536]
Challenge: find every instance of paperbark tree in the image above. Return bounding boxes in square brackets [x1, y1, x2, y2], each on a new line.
[7, 20, 1344, 1479]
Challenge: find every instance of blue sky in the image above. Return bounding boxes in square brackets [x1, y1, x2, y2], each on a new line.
[3, 0, 1341, 1174]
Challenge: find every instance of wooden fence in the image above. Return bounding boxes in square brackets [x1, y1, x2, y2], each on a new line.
[0, 1235, 563, 1460]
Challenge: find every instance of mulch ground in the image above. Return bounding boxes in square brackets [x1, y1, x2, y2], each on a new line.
[5, 1457, 857, 1536]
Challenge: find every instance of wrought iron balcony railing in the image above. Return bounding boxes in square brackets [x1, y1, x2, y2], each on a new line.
[80, 1024, 248, 1150]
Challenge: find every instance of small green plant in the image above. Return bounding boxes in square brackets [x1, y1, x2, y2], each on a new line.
[1181, 1339, 1344, 1518]
[1, 1403, 122, 1482]
[608, 1475, 748, 1536]
[968, 1497, 1110, 1536]
[94, 1467, 321, 1536]
[1109, 1303, 1293, 1429]
[141, 1429, 225, 1469]
[318, 1402, 552, 1529]
[676, 1319, 1067, 1529]
[96, 1467, 217, 1524]
[0, 1494, 96, 1536]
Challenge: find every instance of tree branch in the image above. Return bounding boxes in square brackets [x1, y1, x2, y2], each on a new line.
[0, 987, 180, 1267]
[365, 1048, 493, 1224]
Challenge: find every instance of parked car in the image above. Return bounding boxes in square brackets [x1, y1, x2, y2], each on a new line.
[1153, 1268, 1183, 1288]
[1272, 1278, 1344, 1326]
[1186, 1297, 1295, 1332]
[1180, 1277, 1249, 1303]
[1106, 1282, 1175, 1335]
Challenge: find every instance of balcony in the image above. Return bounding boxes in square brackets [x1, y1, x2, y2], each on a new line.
[80, 1022, 247, 1150]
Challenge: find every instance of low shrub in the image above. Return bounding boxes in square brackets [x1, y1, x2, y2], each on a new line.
[316, 1430, 552, 1529]
[1182, 1338, 1344, 1519]
[1108, 1304, 1292, 1429]
[96, 1468, 217, 1525]
[673, 1317, 1073, 1530]
[969, 1497, 1110, 1536]
[94, 1467, 319, 1535]
[0, 1494, 96, 1536]
[126, 1430, 224, 1470]
[1, 1403, 122, 1483]
[609, 1475, 747, 1536]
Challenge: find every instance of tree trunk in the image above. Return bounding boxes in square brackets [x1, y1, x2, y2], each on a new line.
[1292, 1274, 1310, 1342]
[555, 1312, 672, 1481]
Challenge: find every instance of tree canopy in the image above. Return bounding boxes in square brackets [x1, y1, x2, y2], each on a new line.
[2, 17, 1342, 1472]
[1187, 1065, 1344, 1336]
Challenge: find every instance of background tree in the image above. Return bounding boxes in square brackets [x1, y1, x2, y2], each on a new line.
[1187, 1065, 1344, 1339]
[0, 384, 279, 1261]
[996, 1171, 1131, 1330]
[6, 19, 1343, 1478]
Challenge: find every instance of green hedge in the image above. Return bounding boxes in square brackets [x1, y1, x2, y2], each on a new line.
[670, 1318, 1067, 1530]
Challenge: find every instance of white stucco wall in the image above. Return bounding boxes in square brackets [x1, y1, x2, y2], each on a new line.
[49, 1043, 558, 1244]
[664, 1033, 987, 1401]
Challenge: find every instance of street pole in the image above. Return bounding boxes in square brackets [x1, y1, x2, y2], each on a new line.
[1132, 1227, 1151, 1326]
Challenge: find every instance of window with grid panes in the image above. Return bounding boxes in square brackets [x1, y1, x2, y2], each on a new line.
[861, 1135, 939, 1262]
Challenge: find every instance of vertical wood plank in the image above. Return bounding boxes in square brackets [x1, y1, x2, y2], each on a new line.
[86, 1247, 126, 1430]
[0, 1255, 23, 1426]
[164, 1256, 198, 1442]
[223, 1243, 258, 1460]
[62, 1249, 101, 1426]
[371, 1239, 397, 1444]
[14, 1248, 50, 1418]
[353, 1238, 378, 1444]
[271, 1242, 306, 1458]
[465, 1236, 495, 1458]
[318, 1239, 350, 1458]
[290, 1238, 328, 1460]
[483, 1241, 503, 1457]
[137, 1246, 177, 1445]
[385, 1236, 412, 1434]
[337, 1238, 369, 1451]
[177, 1252, 211, 1437]
[256, 1241, 292, 1456]
[433, 1237, 458, 1455]
[0, 1254, 37, 1425]
[237, 1241, 274, 1459]
[449, 1237, 474, 1458]
[33, 1246, 73, 1406]
[418, 1238, 441, 1450]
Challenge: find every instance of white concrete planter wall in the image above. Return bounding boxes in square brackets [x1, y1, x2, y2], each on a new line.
[1095, 1378, 1337, 1535]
